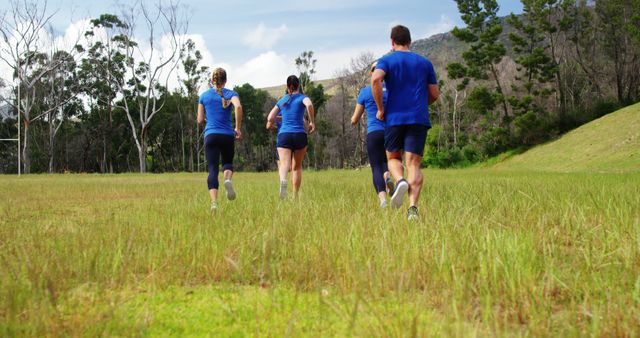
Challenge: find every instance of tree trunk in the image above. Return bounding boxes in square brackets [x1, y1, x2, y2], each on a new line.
[138, 143, 146, 173]
[22, 120, 31, 174]
[49, 117, 55, 173]
[108, 102, 114, 173]
[189, 131, 194, 172]
[138, 129, 147, 173]
[490, 64, 510, 124]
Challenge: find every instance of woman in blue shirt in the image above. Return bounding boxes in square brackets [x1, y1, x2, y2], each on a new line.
[197, 68, 243, 213]
[266, 75, 315, 199]
[351, 62, 394, 208]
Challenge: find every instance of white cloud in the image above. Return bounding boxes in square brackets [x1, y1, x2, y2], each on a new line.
[225, 51, 295, 89]
[243, 23, 288, 49]
[421, 15, 455, 39]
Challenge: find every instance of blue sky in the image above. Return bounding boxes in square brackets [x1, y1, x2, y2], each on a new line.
[0, 0, 523, 88]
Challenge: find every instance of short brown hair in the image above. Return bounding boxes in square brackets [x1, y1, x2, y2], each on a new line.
[391, 25, 411, 46]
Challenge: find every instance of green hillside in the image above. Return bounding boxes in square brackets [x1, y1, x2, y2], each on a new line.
[494, 103, 640, 172]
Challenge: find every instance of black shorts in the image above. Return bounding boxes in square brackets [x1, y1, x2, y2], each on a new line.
[277, 132, 308, 150]
[384, 124, 429, 156]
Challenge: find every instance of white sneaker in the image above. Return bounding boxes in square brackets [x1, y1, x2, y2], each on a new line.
[380, 200, 388, 209]
[279, 180, 288, 200]
[210, 201, 218, 214]
[224, 180, 236, 200]
[391, 179, 408, 209]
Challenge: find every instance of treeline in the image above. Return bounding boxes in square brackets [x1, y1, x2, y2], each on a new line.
[0, 0, 638, 174]
[426, 0, 640, 167]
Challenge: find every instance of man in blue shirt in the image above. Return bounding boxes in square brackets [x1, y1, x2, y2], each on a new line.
[372, 25, 440, 220]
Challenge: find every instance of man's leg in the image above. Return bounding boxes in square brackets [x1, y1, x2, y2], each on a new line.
[386, 151, 404, 182]
[405, 152, 423, 207]
[404, 124, 428, 219]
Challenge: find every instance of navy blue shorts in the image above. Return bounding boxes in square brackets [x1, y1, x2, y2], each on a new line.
[277, 132, 308, 150]
[385, 124, 429, 156]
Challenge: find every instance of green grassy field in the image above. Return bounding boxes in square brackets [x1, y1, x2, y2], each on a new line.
[494, 102, 640, 173]
[1, 169, 639, 336]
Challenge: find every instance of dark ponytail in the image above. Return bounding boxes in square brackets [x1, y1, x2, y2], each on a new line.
[284, 75, 300, 106]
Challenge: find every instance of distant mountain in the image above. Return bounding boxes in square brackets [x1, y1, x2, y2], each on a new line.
[260, 17, 518, 96]
[412, 16, 517, 77]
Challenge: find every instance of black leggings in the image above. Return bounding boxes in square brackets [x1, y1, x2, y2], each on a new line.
[205, 133, 234, 190]
[367, 131, 388, 194]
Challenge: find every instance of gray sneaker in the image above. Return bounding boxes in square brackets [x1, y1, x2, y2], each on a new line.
[224, 179, 236, 200]
[279, 180, 288, 200]
[386, 176, 395, 196]
[391, 179, 408, 209]
[407, 206, 419, 221]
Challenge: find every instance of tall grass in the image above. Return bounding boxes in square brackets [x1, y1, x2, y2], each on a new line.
[1, 170, 639, 336]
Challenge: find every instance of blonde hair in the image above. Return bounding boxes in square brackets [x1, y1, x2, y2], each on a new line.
[211, 67, 231, 109]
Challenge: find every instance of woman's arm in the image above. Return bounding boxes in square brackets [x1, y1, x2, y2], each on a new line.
[266, 105, 280, 130]
[230, 96, 243, 139]
[197, 104, 206, 125]
[351, 104, 365, 125]
[303, 97, 315, 134]
[371, 69, 386, 121]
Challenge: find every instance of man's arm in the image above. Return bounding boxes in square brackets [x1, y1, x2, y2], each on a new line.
[428, 84, 440, 105]
[371, 69, 386, 120]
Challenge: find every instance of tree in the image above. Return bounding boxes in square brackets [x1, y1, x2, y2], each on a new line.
[234, 83, 270, 171]
[177, 38, 209, 172]
[79, 13, 129, 173]
[567, 0, 604, 101]
[0, 0, 81, 173]
[114, 0, 186, 173]
[449, 0, 510, 123]
[295, 51, 317, 93]
[40, 50, 82, 172]
[334, 52, 376, 167]
[506, 0, 566, 145]
[596, 0, 640, 103]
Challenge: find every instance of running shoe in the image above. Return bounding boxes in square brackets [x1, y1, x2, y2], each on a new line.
[279, 180, 288, 200]
[210, 201, 218, 214]
[391, 179, 408, 209]
[380, 200, 388, 209]
[407, 206, 419, 221]
[224, 179, 236, 200]
[386, 176, 395, 196]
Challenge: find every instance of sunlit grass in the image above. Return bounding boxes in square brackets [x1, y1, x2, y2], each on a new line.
[1, 170, 639, 336]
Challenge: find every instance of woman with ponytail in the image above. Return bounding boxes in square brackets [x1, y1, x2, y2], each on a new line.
[266, 75, 315, 199]
[351, 62, 394, 208]
[197, 67, 243, 213]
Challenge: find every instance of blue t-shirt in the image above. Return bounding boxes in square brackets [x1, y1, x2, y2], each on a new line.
[376, 51, 438, 127]
[199, 88, 239, 137]
[357, 84, 387, 134]
[276, 93, 308, 134]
